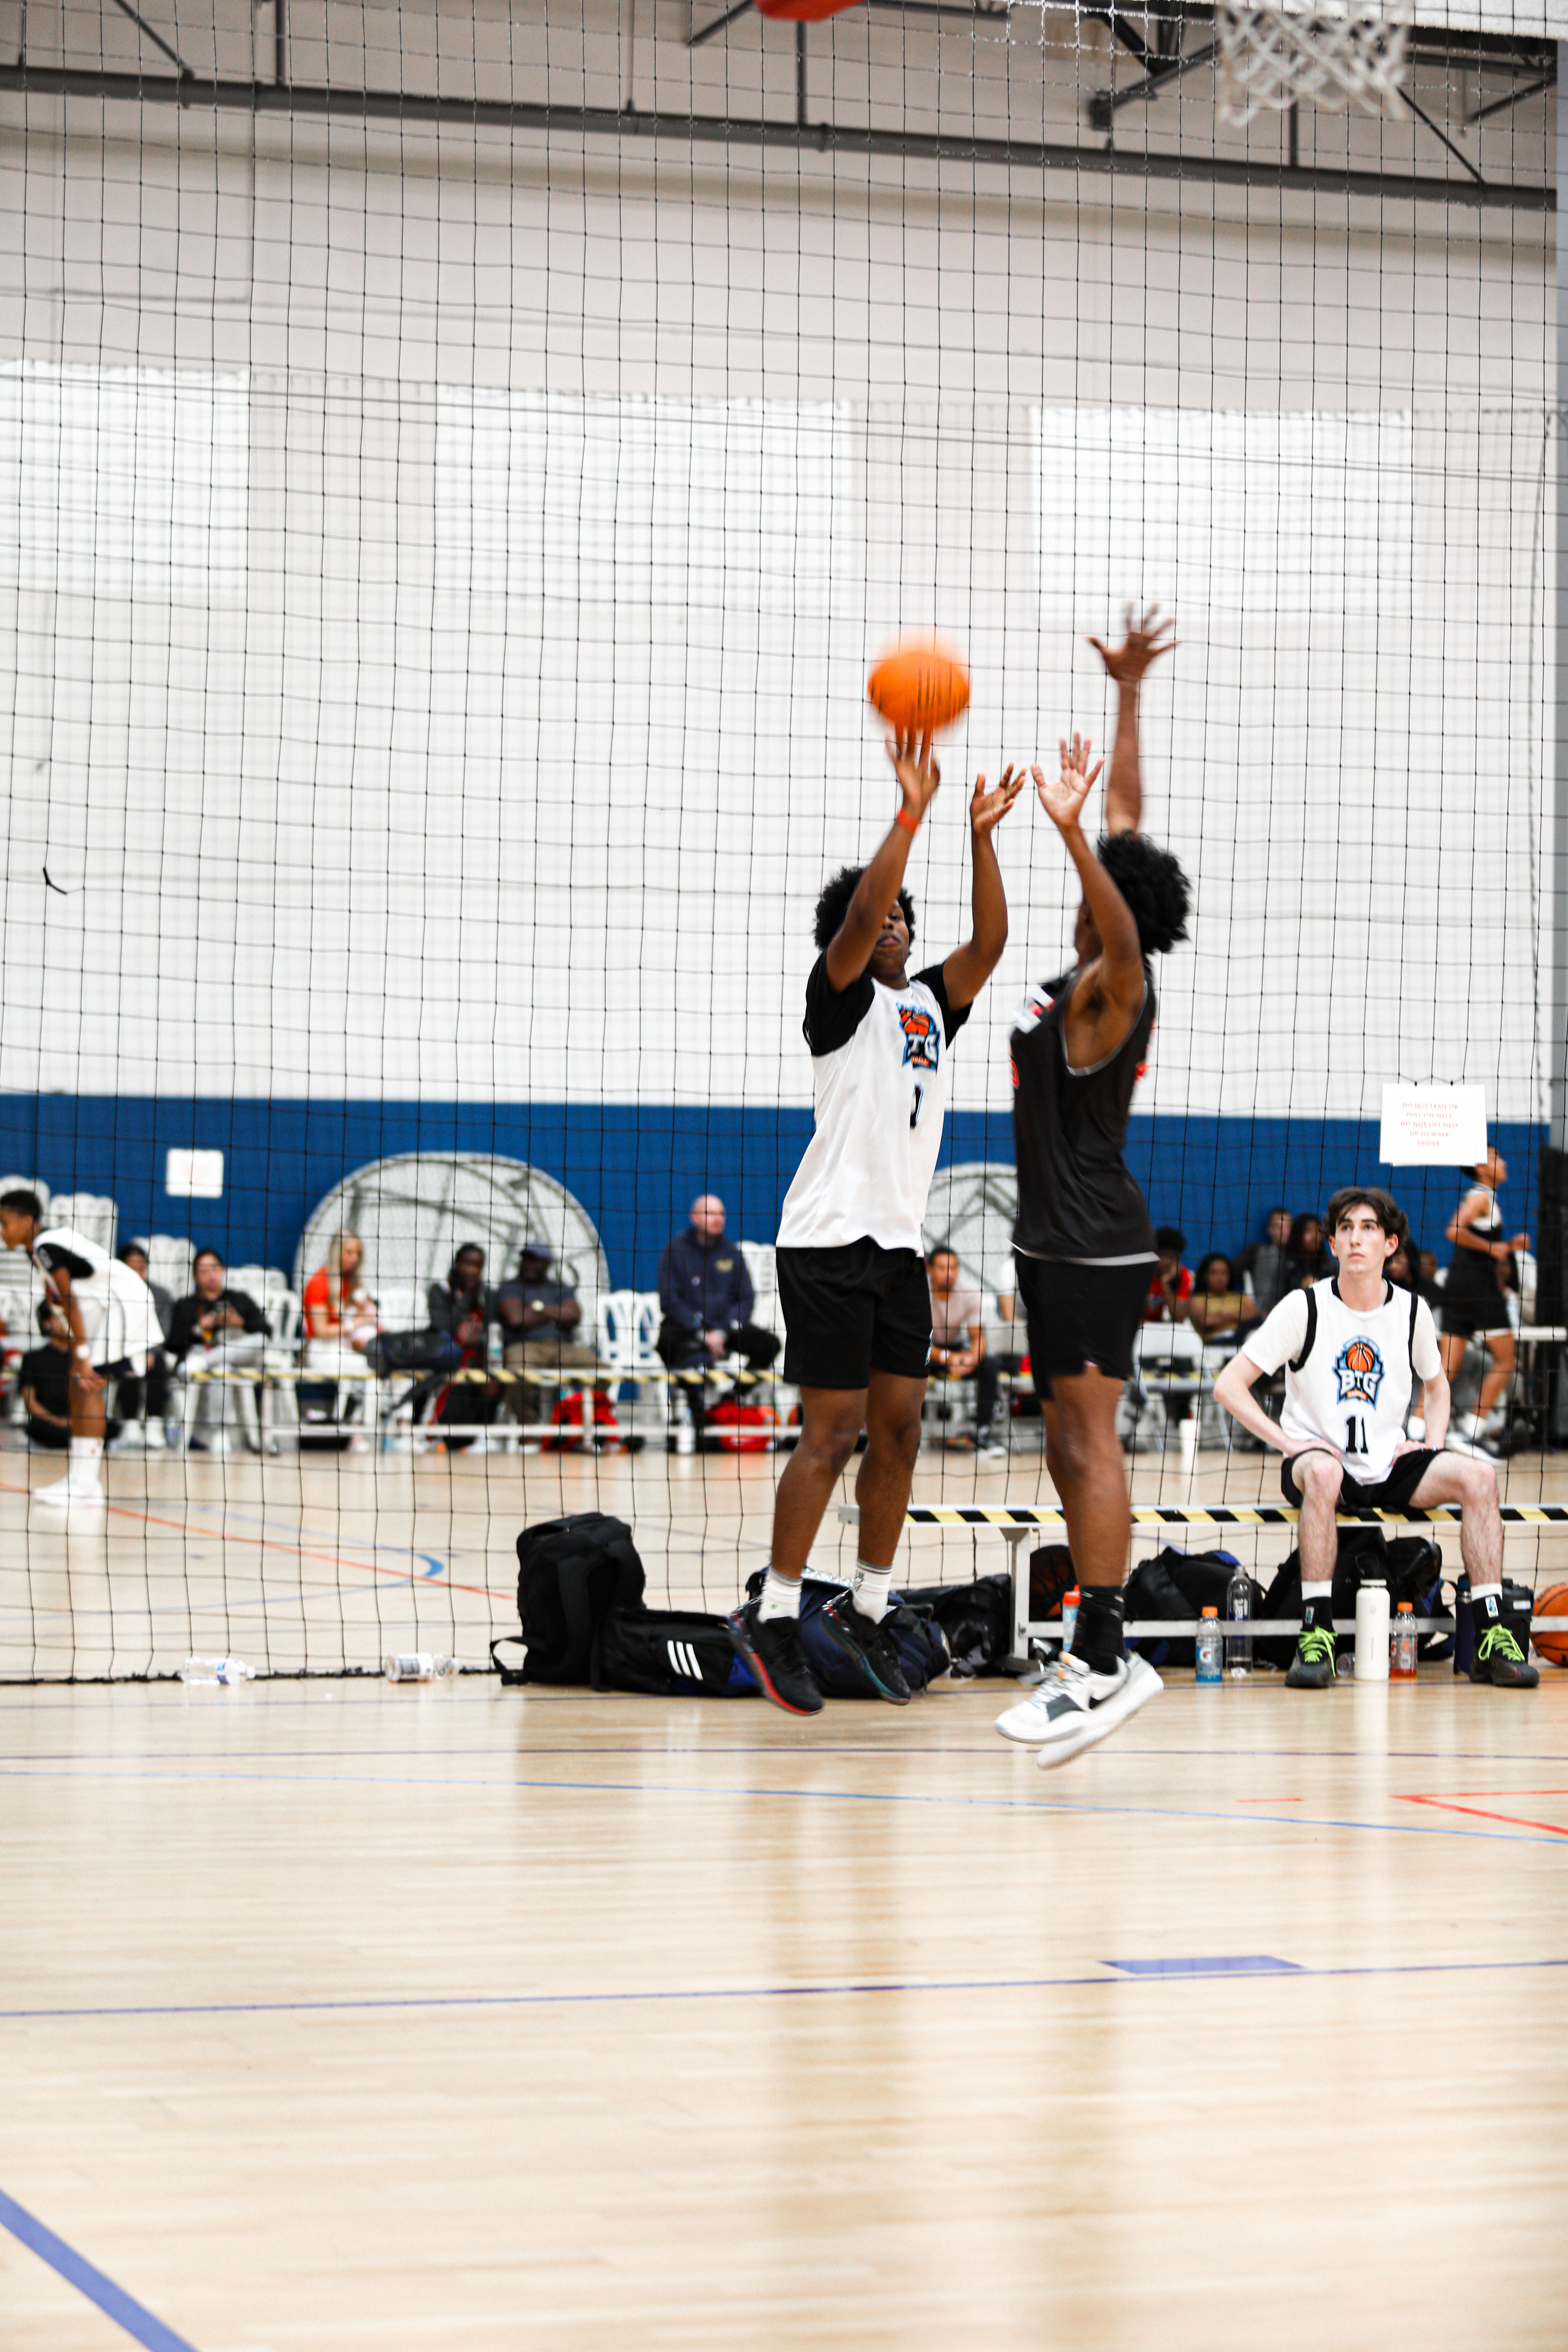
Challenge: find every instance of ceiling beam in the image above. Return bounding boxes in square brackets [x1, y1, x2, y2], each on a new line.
[0, 65, 1549, 210]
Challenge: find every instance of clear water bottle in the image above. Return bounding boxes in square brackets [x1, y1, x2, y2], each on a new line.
[383, 1652, 457, 1682]
[1225, 1567, 1252, 1679]
[1195, 1607, 1223, 1684]
[179, 1656, 255, 1685]
[1391, 1599, 1418, 1681]
[1059, 1585, 1080, 1652]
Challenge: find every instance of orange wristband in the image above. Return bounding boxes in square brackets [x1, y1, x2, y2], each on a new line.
[895, 806, 920, 836]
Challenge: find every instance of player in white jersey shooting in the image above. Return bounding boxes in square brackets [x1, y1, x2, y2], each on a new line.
[1214, 1186, 1536, 1690]
[727, 727, 1022, 1716]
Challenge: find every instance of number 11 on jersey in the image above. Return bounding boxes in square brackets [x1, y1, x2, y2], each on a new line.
[1344, 1414, 1368, 1457]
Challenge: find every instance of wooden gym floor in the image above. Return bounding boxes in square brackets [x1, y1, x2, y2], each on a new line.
[1, 1443, 1566, 2349]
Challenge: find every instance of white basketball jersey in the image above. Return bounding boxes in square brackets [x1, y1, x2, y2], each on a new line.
[1242, 1277, 1442, 1486]
[32, 1226, 163, 1372]
[777, 955, 970, 1255]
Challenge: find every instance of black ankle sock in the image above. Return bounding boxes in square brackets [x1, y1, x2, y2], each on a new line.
[1301, 1595, 1335, 1634]
[1070, 1586, 1125, 1674]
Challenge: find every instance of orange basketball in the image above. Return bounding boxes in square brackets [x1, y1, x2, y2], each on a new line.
[1532, 1581, 1568, 1668]
[867, 635, 971, 736]
[1345, 1339, 1377, 1376]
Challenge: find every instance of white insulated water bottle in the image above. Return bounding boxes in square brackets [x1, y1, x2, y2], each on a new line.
[1354, 1580, 1390, 1682]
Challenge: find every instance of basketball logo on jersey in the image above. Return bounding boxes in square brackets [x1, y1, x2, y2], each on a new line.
[897, 1005, 940, 1071]
[1333, 1336, 1384, 1408]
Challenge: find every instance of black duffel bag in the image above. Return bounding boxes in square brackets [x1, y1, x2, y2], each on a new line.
[595, 1608, 757, 1696]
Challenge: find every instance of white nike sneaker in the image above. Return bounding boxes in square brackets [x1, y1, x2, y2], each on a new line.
[995, 1651, 1163, 1770]
[31, 1474, 106, 1515]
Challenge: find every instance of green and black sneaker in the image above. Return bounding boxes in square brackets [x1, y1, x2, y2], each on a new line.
[1286, 1620, 1338, 1690]
[1470, 1624, 1540, 1689]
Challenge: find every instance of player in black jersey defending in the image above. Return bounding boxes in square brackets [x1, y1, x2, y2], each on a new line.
[995, 611, 1192, 1768]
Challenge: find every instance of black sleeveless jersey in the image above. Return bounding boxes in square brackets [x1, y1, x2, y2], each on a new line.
[1010, 966, 1157, 1262]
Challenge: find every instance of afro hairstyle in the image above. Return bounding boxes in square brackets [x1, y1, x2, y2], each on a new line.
[813, 864, 916, 953]
[1098, 832, 1191, 958]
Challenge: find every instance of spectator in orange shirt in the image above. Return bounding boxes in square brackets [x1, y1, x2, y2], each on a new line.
[1144, 1226, 1193, 1324]
[301, 1231, 380, 1435]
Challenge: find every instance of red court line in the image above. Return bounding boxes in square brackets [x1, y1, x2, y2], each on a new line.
[0, 1475, 512, 1602]
[1397, 1790, 1568, 1838]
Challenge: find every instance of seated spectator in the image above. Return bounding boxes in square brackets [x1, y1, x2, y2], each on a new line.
[1418, 1246, 1444, 1299]
[20, 1301, 73, 1449]
[1185, 1251, 1262, 1346]
[1287, 1211, 1334, 1285]
[1240, 1207, 1297, 1317]
[655, 1197, 780, 1446]
[300, 1231, 380, 1435]
[109, 1243, 172, 1451]
[167, 1250, 269, 1454]
[303, 1230, 379, 1351]
[926, 1245, 1003, 1456]
[425, 1244, 501, 1440]
[497, 1239, 603, 1430]
[1144, 1226, 1194, 1323]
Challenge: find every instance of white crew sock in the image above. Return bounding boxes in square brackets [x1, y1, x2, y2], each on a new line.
[1463, 1411, 1486, 1440]
[1301, 1580, 1333, 1603]
[1469, 1580, 1503, 1606]
[68, 1436, 104, 1490]
[757, 1567, 801, 1622]
[850, 1560, 892, 1623]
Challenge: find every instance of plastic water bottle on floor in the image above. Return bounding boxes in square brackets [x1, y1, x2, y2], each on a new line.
[383, 1652, 457, 1682]
[179, 1657, 256, 1685]
[1391, 1600, 1418, 1681]
[1224, 1567, 1252, 1679]
[1195, 1607, 1223, 1684]
[1059, 1586, 1080, 1653]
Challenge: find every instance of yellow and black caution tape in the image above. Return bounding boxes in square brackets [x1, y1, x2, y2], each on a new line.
[896, 1502, 1568, 1529]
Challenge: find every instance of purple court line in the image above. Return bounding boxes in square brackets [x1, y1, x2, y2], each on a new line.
[3, 1952, 1566, 2024]
[0, 1762, 1562, 1843]
[0, 2184, 199, 2350]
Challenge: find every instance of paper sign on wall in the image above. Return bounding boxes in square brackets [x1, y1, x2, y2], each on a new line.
[1378, 1084, 1487, 1167]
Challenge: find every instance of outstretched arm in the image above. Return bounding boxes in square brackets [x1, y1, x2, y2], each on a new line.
[824, 729, 942, 992]
[1088, 606, 1175, 838]
[1033, 735, 1144, 1010]
[941, 764, 1024, 1009]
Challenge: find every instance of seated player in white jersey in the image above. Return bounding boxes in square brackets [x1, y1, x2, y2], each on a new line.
[727, 726, 1022, 1715]
[0, 1188, 162, 1513]
[1213, 1186, 1537, 1690]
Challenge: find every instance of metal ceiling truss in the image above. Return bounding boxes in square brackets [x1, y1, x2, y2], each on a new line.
[0, 0, 1551, 212]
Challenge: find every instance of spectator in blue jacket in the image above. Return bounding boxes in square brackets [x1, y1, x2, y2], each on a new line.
[657, 1196, 780, 1443]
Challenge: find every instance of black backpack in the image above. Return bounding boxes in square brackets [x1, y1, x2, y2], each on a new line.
[493, 1512, 646, 1685]
[1124, 1547, 1257, 1668]
[594, 1608, 757, 1697]
[1255, 1528, 1442, 1669]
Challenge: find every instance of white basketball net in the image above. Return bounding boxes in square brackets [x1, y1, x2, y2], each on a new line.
[1216, 0, 1412, 127]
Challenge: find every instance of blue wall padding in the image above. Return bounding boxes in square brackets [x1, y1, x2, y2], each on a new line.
[0, 1094, 1543, 1289]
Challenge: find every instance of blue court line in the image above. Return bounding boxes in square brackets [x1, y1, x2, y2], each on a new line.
[0, 2185, 199, 2350]
[0, 1762, 1563, 1843]
[1107, 1954, 1304, 1977]
[2, 1951, 1564, 2024]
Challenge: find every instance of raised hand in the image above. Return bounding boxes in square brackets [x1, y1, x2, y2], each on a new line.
[887, 726, 942, 827]
[1088, 603, 1177, 690]
[1031, 734, 1103, 835]
[969, 762, 1025, 839]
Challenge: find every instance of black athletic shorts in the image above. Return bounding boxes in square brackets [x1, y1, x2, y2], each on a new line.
[1281, 1446, 1439, 1512]
[776, 1239, 932, 1390]
[1013, 1252, 1151, 1395]
[1441, 1297, 1511, 1342]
